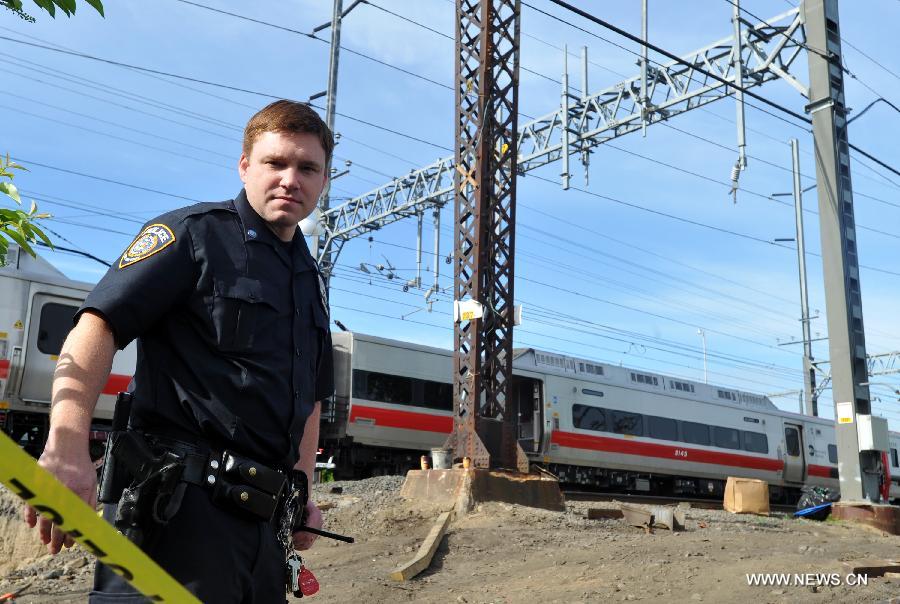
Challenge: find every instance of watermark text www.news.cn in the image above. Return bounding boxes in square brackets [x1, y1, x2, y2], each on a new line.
[746, 573, 868, 587]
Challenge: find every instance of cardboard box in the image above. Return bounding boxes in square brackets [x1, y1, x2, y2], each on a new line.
[723, 477, 770, 516]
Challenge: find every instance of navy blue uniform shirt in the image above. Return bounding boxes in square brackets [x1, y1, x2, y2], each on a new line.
[79, 190, 334, 469]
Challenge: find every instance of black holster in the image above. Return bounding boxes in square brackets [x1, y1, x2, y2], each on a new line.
[98, 392, 133, 505]
[97, 394, 188, 547]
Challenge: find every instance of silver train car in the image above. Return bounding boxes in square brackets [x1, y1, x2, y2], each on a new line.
[322, 332, 900, 503]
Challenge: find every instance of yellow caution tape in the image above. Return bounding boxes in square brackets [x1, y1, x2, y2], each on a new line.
[0, 432, 200, 603]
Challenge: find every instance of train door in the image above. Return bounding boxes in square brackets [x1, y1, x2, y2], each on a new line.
[783, 422, 807, 483]
[19, 293, 81, 404]
[513, 375, 543, 454]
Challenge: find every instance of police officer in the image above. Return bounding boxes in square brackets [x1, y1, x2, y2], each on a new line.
[24, 100, 334, 602]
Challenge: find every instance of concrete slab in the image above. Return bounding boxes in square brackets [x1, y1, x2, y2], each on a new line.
[832, 501, 900, 535]
[400, 468, 565, 513]
[399, 469, 468, 510]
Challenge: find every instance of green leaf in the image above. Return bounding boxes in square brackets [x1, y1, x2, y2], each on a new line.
[31, 0, 55, 17]
[0, 225, 33, 255]
[28, 199, 36, 214]
[31, 223, 53, 248]
[83, 0, 102, 16]
[53, 0, 75, 16]
[0, 181, 21, 204]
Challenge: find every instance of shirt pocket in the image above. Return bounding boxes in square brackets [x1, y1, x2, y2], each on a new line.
[211, 278, 266, 352]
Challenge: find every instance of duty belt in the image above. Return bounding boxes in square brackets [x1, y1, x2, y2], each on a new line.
[143, 434, 288, 523]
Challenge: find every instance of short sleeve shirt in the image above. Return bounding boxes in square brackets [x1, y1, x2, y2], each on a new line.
[79, 190, 334, 469]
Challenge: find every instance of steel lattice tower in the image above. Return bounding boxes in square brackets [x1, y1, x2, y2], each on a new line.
[446, 0, 527, 471]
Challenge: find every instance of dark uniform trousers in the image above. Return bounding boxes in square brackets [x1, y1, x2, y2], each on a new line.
[80, 190, 334, 603]
[91, 485, 284, 603]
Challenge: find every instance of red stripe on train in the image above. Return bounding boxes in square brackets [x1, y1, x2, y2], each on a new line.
[807, 464, 837, 478]
[349, 403, 453, 433]
[102, 374, 131, 395]
[0, 359, 9, 380]
[551, 430, 785, 472]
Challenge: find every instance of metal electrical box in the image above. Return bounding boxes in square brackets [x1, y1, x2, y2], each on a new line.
[857, 415, 889, 452]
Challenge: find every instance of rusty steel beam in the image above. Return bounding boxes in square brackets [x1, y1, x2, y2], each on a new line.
[446, 0, 526, 472]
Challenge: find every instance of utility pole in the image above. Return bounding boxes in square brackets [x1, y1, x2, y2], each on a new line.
[804, 0, 879, 502]
[790, 138, 817, 417]
[728, 0, 747, 203]
[640, 0, 648, 137]
[446, 0, 526, 472]
[319, 0, 343, 281]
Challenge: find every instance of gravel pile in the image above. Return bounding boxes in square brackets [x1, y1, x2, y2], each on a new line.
[0, 485, 93, 600]
[312, 475, 444, 541]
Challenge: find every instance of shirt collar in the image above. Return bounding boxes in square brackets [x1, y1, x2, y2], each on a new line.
[233, 189, 317, 272]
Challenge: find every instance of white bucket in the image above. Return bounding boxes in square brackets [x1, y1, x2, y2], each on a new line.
[430, 448, 453, 470]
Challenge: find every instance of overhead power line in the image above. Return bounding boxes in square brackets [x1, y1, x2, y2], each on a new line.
[536, 1, 900, 183]
[0, 34, 293, 99]
[0, 33, 451, 151]
[10, 157, 204, 203]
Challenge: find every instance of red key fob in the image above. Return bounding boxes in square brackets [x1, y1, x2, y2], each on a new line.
[298, 566, 319, 597]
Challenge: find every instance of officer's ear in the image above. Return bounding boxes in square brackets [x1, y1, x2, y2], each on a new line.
[238, 153, 250, 183]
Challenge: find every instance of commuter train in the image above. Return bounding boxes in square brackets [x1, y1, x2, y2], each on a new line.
[3, 246, 898, 503]
[323, 332, 900, 503]
[0, 247, 134, 459]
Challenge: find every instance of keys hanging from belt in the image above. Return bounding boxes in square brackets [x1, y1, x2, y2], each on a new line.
[286, 552, 319, 598]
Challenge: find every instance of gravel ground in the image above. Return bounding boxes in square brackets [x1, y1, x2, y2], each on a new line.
[2, 477, 900, 603]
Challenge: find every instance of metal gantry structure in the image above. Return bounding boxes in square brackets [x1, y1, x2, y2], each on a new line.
[313, 6, 807, 276]
[443, 0, 525, 471]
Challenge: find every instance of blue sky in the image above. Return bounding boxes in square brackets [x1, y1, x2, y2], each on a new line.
[3, 0, 900, 427]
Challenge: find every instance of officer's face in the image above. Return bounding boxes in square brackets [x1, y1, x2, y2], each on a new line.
[238, 130, 329, 241]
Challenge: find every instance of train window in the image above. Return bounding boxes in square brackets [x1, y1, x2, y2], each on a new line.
[670, 380, 694, 393]
[611, 411, 642, 436]
[713, 426, 741, 450]
[630, 373, 658, 386]
[891, 448, 899, 468]
[580, 362, 604, 375]
[422, 381, 453, 411]
[352, 370, 412, 405]
[648, 416, 677, 441]
[36, 303, 78, 355]
[717, 390, 736, 401]
[827, 444, 838, 464]
[784, 428, 801, 456]
[681, 421, 710, 446]
[572, 404, 605, 432]
[742, 431, 768, 454]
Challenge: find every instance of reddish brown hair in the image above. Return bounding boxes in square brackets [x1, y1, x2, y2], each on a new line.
[242, 100, 334, 160]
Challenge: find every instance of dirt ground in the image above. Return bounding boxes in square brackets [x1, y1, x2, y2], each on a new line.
[2, 477, 899, 603]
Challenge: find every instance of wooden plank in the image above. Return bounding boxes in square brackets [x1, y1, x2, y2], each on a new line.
[587, 508, 623, 520]
[843, 559, 900, 578]
[389, 511, 452, 581]
[620, 504, 653, 530]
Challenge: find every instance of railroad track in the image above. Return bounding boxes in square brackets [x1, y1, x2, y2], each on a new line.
[562, 489, 796, 513]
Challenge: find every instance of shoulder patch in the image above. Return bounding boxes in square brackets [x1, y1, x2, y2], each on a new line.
[119, 224, 176, 269]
